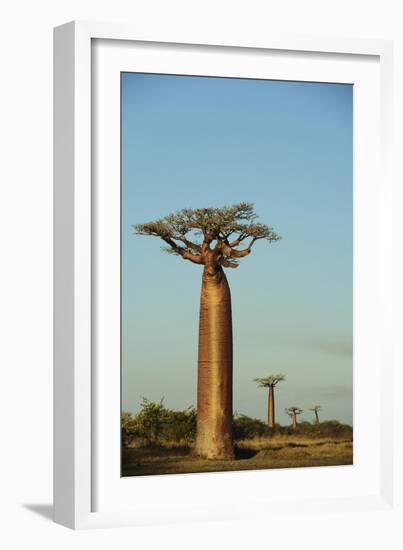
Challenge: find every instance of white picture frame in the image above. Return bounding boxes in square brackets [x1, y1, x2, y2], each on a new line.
[54, 20, 398, 530]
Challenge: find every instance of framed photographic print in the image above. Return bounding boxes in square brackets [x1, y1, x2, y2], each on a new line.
[54, 21, 398, 530]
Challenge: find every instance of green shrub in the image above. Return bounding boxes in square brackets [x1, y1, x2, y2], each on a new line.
[122, 402, 353, 448]
[122, 399, 196, 447]
[121, 411, 138, 447]
[287, 420, 353, 438]
[233, 414, 269, 440]
[160, 407, 197, 443]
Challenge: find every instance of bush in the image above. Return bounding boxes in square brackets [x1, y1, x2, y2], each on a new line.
[285, 420, 353, 438]
[121, 411, 138, 447]
[122, 402, 353, 448]
[311, 420, 353, 438]
[122, 399, 196, 447]
[160, 408, 197, 443]
[233, 414, 269, 440]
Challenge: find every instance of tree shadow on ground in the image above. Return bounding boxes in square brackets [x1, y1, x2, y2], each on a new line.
[234, 447, 259, 460]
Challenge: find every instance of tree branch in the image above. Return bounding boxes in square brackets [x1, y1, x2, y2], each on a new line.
[162, 238, 204, 264]
[219, 234, 265, 259]
[177, 236, 201, 252]
[255, 375, 285, 388]
[134, 202, 281, 269]
[221, 259, 239, 269]
[228, 233, 248, 247]
[230, 247, 252, 258]
[182, 251, 204, 264]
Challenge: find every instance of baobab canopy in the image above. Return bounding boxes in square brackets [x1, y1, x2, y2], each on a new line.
[254, 375, 285, 387]
[134, 202, 281, 268]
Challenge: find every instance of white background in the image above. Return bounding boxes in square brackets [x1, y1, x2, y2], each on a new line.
[1, 0, 402, 548]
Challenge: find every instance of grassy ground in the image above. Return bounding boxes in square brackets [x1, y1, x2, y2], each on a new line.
[122, 435, 353, 476]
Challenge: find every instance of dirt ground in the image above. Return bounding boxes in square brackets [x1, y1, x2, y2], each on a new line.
[122, 436, 353, 476]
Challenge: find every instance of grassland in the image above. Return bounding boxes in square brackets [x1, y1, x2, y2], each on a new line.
[122, 434, 353, 477]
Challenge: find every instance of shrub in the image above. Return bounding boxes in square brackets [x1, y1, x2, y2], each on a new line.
[122, 402, 353, 448]
[160, 407, 197, 443]
[233, 414, 269, 440]
[286, 420, 353, 438]
[121, 411, 138, 447]
[122, 399, 196, 447]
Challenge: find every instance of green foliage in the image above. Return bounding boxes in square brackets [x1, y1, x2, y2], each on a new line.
[121, 411, 137, 448]
[122, 402, 353, 448]
[232, 417, 353, 440]
[276, 420, 353, 438]
[159, 407, 197, 443]
[122, 399, 196, 447]
[302, 420, 353, 438]
[233, 414, 269, 440]
[134, 398, 167, 443]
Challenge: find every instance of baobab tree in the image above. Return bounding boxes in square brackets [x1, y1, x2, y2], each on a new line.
[309, 405, 321, 424]
[286, 406, 303, 430]
[254, 374, 285, 429]
[134, 203, 281, 459]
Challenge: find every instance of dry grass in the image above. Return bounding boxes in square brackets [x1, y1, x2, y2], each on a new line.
[127, 438, 193, 449]
[122, 434, 353, 477]
[238, 434, 352, 450]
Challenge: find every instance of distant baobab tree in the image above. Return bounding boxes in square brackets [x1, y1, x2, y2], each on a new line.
[309, 405, 321, 424]
[286, 406, 303, 430]
[134, 203, 281, 459]
[254, 374, 285, 429]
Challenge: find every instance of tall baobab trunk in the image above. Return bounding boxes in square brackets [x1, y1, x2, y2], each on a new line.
[292, 413, 297, 430]
[268, 386, 275, 429]
[134, 203, 281, 461]
[195, 266, 234, 459]
[314, 410, 320, 424]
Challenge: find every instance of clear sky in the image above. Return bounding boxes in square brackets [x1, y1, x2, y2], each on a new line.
[121, 72, 353, 426]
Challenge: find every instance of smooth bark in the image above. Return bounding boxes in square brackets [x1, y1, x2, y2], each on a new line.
[195, 265, 234, 459]
[134, 207, 278, 461]
[268, 386, 275, 429]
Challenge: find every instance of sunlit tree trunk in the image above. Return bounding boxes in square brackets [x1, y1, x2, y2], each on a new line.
[268, 386, 275, 429]
[292, 413, 297, 430]
[195, 266, 234, 459]
[134, 204, 281, 460]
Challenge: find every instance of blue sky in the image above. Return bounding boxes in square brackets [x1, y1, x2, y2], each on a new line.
[121, 72, 353, 426]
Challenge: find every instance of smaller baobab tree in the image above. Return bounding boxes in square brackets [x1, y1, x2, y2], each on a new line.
[309, 405, 321, 424]
[286, 406, 303, 430]
[254, 375, 285, 430]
